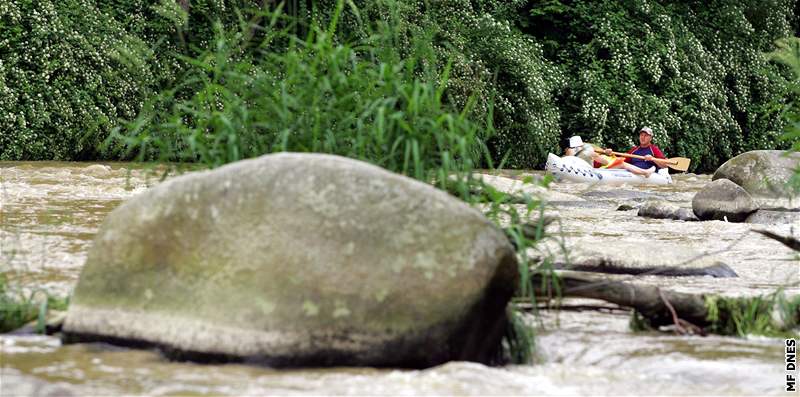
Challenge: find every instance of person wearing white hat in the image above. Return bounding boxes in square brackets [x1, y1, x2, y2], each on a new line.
[625, 126, 668, 170]
[565, 135, 597, 166]
[565, 135, 654, 177]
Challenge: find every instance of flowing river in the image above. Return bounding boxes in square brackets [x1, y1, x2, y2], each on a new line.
[1, 161, 797, 395]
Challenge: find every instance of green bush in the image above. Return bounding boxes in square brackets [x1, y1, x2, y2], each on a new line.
[309, 0, 564, 168]
[432, 0, 564, 168]
[0, 0, 276, 160]
[95, 0, 267, 58]
[0, 0, 156, 160]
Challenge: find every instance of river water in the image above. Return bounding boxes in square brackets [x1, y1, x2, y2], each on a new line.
[1, 161, 797, 395]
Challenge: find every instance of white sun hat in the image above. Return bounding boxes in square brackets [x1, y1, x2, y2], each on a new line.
[639, 126, 653, 136]
[569, 135, 584, 148]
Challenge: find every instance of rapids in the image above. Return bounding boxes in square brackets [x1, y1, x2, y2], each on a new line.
[1, 162, 797, 395]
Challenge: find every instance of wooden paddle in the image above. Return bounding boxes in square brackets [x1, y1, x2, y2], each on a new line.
[604, 151, 691, 172]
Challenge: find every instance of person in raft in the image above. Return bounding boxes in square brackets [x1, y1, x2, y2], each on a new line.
[565, 135, 655, 177]
[625, 126, 668, 170]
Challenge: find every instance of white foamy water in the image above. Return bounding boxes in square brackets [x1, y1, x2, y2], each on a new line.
[0, 162, 797, 395]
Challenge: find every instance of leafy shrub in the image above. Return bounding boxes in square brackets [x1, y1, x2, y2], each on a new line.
[0, 0, 155, 160]
[0, 0, 277, 160]
[95, 0, 267, 59]
[433, 1, 564, 168]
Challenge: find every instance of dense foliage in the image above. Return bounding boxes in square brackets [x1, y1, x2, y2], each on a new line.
[769, 36, 800, 190]
[0, 0, 153, 160]
[0, 0, 798, 172]
[520, 0, 798, 171]
[301, 0, 799, 170]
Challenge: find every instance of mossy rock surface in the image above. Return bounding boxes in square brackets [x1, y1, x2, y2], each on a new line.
[712, 150, 800, 200]
[63, 153, 517, 368]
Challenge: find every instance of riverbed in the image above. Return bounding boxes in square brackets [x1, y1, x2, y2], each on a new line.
[1, 161, 797, 395]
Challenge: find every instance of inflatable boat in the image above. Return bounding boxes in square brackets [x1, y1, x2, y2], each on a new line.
[545, 153, 673, 185]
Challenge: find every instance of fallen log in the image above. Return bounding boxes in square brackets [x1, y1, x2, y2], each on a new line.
[530, 272, 709, 328]
[529, 271, 800, 336]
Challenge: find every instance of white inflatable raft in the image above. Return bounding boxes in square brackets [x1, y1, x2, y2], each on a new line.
[545, 153, 672, 185]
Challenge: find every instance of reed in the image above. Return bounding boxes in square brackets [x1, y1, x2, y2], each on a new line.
[705, 292, 800, 338]
[0, 274, 69, 333]
[108, 1, 489, 185]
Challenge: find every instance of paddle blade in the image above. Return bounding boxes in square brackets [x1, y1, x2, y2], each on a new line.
[666, 157, 691, 172]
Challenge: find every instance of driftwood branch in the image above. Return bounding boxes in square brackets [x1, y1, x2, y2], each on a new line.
[530, 272, 710, 327]
[658, 288, 706, 335]
[752, 229, 800, 252]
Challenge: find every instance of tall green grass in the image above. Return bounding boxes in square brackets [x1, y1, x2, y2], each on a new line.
[0, 273, 69, 333]
[705, 293, 800, 338]
[109, 1, 491, 184]
[769, 37, 800, 192]
[108, 1, 555, 364]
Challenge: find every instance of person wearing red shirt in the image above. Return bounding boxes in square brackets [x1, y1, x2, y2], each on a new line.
[626, 127, 668, 169]
[566, 135, 654, 177]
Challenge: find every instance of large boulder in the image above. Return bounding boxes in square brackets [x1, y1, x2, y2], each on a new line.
[713, 150, 799, 204]
[692, 179, 759, 222]
[62, 153, 518, 368]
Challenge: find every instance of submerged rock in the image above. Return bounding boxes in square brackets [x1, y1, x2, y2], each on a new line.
[745, 209, 800, 225]
[63, 153, 518, 368]
[692, 179, 759, 222]
[638, 201, 698, 221]
[550, 241, 737, 278]
[83, 164, 112, 178]
[712, 150, 799, 201]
